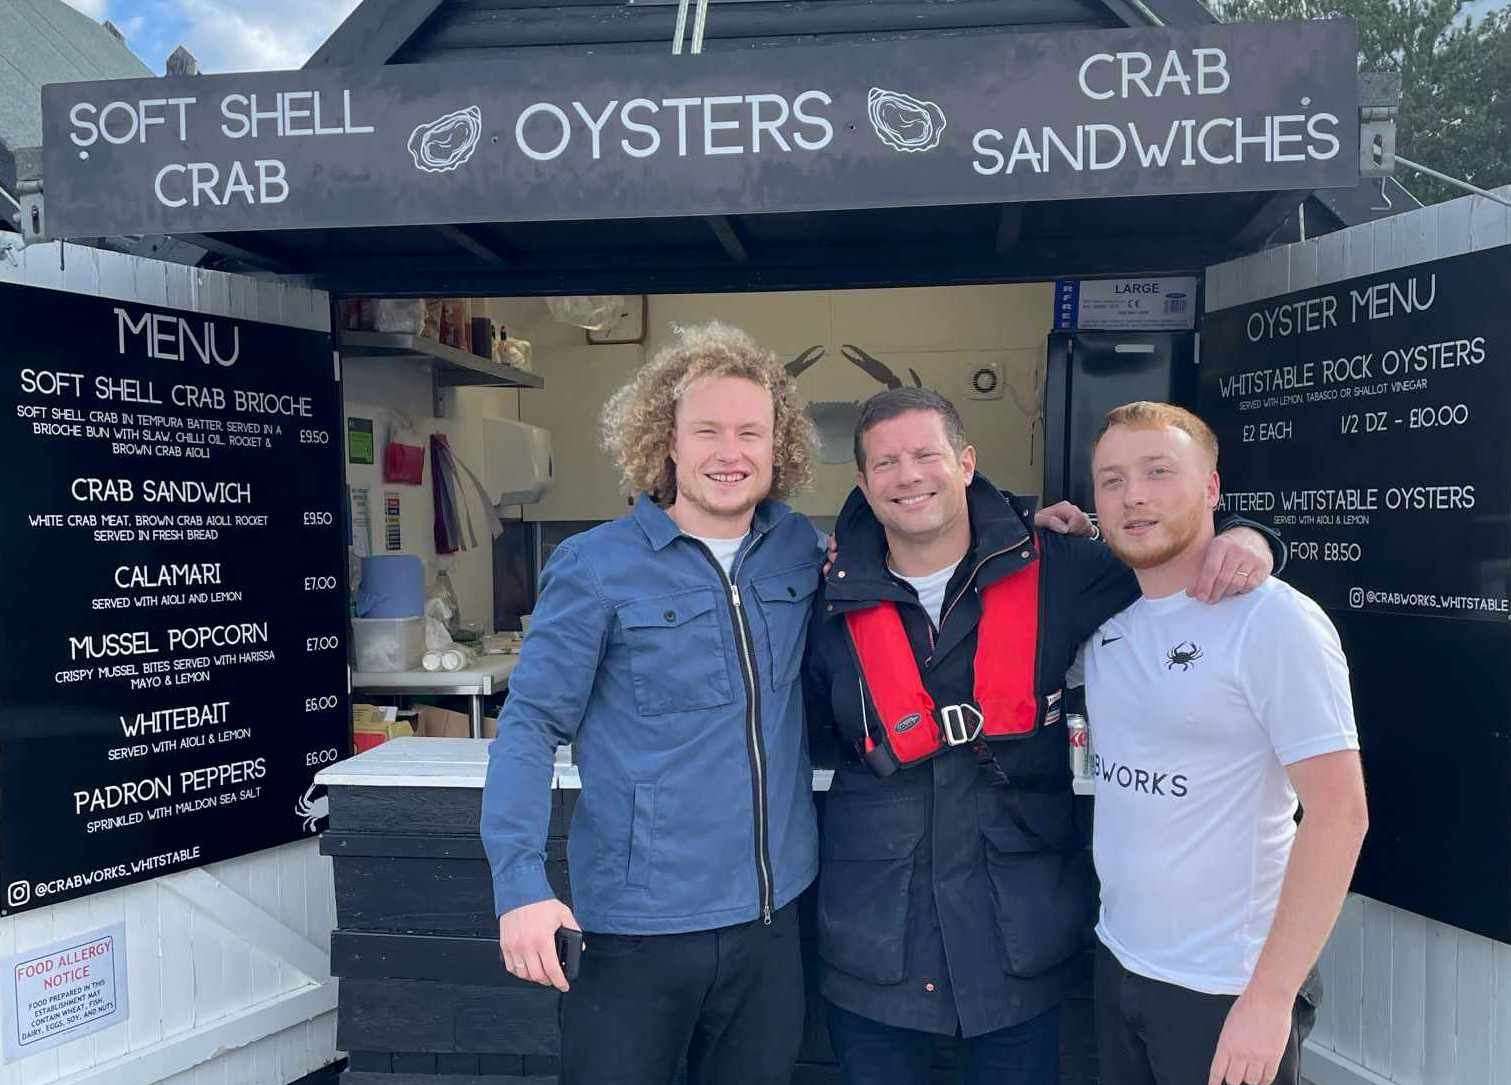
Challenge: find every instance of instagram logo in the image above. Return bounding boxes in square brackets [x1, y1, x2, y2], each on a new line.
[1349, 587, 1365, 609]
[6, 881, 30, 907]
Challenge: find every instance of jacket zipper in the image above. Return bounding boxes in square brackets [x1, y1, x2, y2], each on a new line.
[935, 533, 1031, 634]
[692, 533, 775, 925]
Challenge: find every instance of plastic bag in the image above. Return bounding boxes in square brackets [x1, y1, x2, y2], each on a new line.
[424, 595, 455, 652]
[546, 295, 624, 332]
[498, 336, 532, 370]
[433, 565, 462, 637]
[383, 413, 426, 485]
[372, 298, 426, 335]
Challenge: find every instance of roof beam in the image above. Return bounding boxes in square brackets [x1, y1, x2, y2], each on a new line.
[705, 216, 749, 263]
[176, 233, 291, 272]
[304, 0, 448, 67]
[1095, 0, 1160, 27]
[995, 206, 1023, 254]
[304, 234, 1229, 297]
[1230, 191, 1307, 253]
[1134, 0, 1218, 25]
[432, 224, 513, 265]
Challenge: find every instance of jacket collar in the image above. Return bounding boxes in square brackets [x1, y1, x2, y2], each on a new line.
[631, 492, 796, 551]
[824, 473, 1036, 607]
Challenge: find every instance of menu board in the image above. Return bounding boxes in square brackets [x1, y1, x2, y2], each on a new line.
[1200, 248, 1511, 622]
[0, 284, 349, 915]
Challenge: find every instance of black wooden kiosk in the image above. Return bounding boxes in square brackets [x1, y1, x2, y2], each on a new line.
[30, 3, 1381, 1082]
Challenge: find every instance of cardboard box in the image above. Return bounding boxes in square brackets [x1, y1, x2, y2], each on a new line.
[415, 705, 499, 739]
[352, 703, 414, 751]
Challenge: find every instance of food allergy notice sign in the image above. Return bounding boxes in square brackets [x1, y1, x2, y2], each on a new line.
[0, 283, 348, 914]
[3, 925, 128, 1059]
[1201, 247, 1511, 622]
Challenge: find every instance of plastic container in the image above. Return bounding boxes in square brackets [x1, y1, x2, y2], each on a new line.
[352, 616, 425, 672]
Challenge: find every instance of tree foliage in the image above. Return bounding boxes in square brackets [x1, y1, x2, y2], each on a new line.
[1215, 0, 1510, 203]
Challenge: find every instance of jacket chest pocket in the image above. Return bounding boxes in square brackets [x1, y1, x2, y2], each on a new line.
[751, 569, 818, 690]
[618, 589, 734, 717]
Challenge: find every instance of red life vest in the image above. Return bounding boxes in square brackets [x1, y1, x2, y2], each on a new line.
[844, 556, 1058, 774]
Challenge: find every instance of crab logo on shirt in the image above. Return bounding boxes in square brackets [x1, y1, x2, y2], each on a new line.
[1165, 641, 1203, 671]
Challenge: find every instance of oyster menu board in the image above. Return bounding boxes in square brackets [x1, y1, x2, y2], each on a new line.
[0, 283, 348, 915]
[1200, 248, 1511, 622]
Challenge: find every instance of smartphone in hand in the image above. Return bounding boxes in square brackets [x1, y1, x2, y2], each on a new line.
[554, 926, 584, 982]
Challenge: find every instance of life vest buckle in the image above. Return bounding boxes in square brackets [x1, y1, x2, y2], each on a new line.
[939, 703, 985, 746]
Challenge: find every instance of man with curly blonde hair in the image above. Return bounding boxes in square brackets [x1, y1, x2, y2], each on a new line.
[481, 321, 826, 1084]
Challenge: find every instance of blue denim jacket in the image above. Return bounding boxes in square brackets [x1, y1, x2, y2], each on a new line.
[481, 495, 825, 934]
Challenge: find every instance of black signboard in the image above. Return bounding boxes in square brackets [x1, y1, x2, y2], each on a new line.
[1201, 246, 1511, 942]
[0, 284, 349, 915]
[41, 21, 1358, 239]
[1201, 248, 1511, 622]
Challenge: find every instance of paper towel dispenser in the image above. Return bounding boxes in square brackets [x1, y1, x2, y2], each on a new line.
[482, 417, 553, 505]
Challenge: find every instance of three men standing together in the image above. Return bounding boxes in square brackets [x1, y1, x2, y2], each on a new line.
[481, 322, 1365, 1085]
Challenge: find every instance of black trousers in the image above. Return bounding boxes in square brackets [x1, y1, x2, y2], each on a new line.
[560, 901, 805, 1085]
[827, 1000, 1061, 1085]
[1094, 942, 1318, 1085]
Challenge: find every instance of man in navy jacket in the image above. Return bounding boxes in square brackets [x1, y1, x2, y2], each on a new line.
[805, 387, 1282, 1084]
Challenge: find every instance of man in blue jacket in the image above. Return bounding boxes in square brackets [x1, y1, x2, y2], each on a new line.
[804, 388, 1282, 1085]
[480, 322, 828, 1084]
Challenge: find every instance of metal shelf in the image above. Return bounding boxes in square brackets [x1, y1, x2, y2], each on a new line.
[339, 331, 543, 415]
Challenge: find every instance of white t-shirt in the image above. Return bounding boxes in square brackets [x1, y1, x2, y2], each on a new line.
[687, 533, 746, 578]
[1069, 578, 1358, 995]
[895, 561, 960, 628]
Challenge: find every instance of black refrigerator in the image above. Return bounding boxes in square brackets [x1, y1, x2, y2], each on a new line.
[1042, 329, 1198, 510]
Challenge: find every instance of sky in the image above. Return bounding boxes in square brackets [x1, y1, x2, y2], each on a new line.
[65, 0, 1511, 74]
[62, 0, 362, 73]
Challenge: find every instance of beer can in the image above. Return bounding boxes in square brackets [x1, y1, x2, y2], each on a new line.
[1067, 713, 1090, 778]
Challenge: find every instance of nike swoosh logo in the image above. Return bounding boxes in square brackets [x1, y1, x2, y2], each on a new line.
[1100, 635, 1124, 646]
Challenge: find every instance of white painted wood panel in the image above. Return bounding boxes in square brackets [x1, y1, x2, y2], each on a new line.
[0, 243, 336, 1085]
[0, 846, 339, 1085]
[1330, 895, 1367, 1066]
[1387, 910, 1426, 1085]
[1208, 188, 1511, 1085]
[1360, 903, 1393, 1078]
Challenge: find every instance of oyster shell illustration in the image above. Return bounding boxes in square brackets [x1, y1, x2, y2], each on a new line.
[408, 106, 483, 173]
[866, 88, 947, 153]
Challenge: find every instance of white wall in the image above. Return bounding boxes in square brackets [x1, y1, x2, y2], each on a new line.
[1206, 186, 1511, 1085]
[490, 283, 1054, 523]
[0, 240, 338, 1085]
[340, 349, 520, 633]
[343, 285, 1052, 628]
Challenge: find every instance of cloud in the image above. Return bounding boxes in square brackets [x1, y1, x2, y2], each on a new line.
[160, 0, 362, 73]
[63, 0, 111, 17]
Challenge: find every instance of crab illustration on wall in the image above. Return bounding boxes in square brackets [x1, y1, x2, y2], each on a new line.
[786, 344, 925, 464]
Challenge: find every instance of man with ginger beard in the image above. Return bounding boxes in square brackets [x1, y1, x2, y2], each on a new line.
[803, 388, 1285, 1085]
[1074, 402, 1367, 1085]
